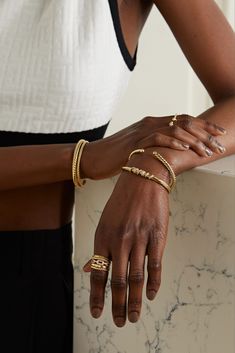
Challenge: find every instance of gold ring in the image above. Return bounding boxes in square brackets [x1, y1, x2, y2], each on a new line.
[169, 113, 178, 127]
[90, 255, 111, 272]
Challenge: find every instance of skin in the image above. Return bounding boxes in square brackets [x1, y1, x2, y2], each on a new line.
[0, 0, 235, 326]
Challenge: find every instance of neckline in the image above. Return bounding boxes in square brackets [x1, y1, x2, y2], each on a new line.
[108, 0, 137, 71]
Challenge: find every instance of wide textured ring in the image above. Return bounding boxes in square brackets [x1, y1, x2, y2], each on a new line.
[168, 113, 178, 127]
[90, 255, 111, 272]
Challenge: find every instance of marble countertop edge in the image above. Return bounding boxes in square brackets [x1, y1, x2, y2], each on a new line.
[195, 155, 235, 178]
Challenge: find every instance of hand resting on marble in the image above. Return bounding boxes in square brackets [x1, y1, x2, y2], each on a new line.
[82, 105, 235, 327]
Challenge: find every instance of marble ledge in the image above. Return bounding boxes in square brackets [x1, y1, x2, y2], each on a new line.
[196, 154, 235, 178]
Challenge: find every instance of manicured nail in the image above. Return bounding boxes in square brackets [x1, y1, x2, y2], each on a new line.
[205, 148, 213, 156]
[129, 312, 139, 323]
[115, 317, 126, 327]
[92, 308, 102, 318]
[147, 290, 157, 300]
[218, 145, 226, 153]
[217, 126, 227, 134]
[182, 144, 189, 149]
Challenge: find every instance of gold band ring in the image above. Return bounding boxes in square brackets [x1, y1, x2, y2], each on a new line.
[90, 255, 111, 272]
[169, 114, 178, 127]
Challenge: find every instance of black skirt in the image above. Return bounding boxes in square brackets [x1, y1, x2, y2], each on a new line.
[0, 223, 74, 353]
[0, 122, 109, 353]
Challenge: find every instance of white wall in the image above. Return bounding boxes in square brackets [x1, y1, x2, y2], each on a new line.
[106, 0, 234, 136]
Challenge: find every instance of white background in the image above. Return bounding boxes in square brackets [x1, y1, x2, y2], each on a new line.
[106, 0, 235, 136]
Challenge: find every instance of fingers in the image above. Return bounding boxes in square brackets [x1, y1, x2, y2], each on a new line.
[178, 118, 226, 154]
[162, 124, 225, 157]
[138, 117, 226, 157]
[193, 118, 227, 136]
[128, 245, 146, 323]
[111, 252, 129, 327]
[90, 267, 109, 318]
[169, 126, 215, 156]
[140, 132, 190, 151]
[89, 245, 110, 318]
[146, 229, 167, 301]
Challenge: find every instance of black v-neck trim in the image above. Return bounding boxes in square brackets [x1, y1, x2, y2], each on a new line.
[108, 0, 137, 71]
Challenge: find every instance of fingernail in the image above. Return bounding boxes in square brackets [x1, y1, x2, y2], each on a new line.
[115, 317, 126, 327]
[217, 127, 227, 134]
[218, 145, 226, 153]
[205, 148, 213, 156]
[129, 312, 139, 323]
[182, 144, 189, 149]
[92, 308, 102, 318]
[147, 290, 157, 300]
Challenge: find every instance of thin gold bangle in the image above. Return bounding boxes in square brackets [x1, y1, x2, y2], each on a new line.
[122, 166, 171, 193]
[128, 149, 145, 161]
[72, 139, 89, 187]
[152, 152, 176, 190]
[72, 142, 82, 187]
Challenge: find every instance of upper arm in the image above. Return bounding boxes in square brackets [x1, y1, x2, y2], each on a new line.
[152, 0, 235, 103]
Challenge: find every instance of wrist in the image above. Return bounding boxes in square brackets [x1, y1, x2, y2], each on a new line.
[126, 150, 171, 184]
[61, 143, 76, 180]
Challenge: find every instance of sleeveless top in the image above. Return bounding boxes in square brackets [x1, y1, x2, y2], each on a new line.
[0, 0, 136, 134]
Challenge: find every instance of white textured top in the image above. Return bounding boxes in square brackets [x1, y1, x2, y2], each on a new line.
[0, 0, 133, 133]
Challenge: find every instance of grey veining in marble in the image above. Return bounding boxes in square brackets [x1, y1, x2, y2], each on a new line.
[73, 170, 235, 353]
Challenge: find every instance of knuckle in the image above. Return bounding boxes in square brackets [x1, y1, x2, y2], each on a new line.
[180, 114, 190, 119]
[205, 120, 213, 128]
[149, 226, 166, 246]
[169, 137, 178, 146]
[193, 139, 204, 148]
[128, 298, 142, 310]
[147, 260, 162, 272]
[154, 132, 161, 143]
[142, 116, 154, 125]
[181, 118, 193, 130]
[129, 271, 144, 284]
[111, 276, 127, 289]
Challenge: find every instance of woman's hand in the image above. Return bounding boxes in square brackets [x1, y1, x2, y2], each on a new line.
[81, 115, 226, 180]
[83, 153, 171, 327]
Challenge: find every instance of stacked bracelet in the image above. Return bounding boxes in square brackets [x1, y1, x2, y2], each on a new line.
[122, 166, 171, 193]
[152, 151, 176, 190]
[125, 149, 176, 192]
[72, 139, 89, 187]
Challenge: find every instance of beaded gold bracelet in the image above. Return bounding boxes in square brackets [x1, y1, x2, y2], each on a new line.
[72, 139, 89, 187]
[128, 148, 176, 191]
[122, 166, 171, 193]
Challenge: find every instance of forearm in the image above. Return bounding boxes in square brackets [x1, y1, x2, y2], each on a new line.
[156, 97, 235, 175]
[0, 143, 75, 191]
[126, 96, 235, 180]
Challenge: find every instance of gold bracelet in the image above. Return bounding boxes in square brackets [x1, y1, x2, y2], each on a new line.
[128, 149, 145, 161]
[122, 166, 171, 193]
[152, 152, 176, 190]
[128, 148, 176, 191]
[72, 139, 89, 187]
